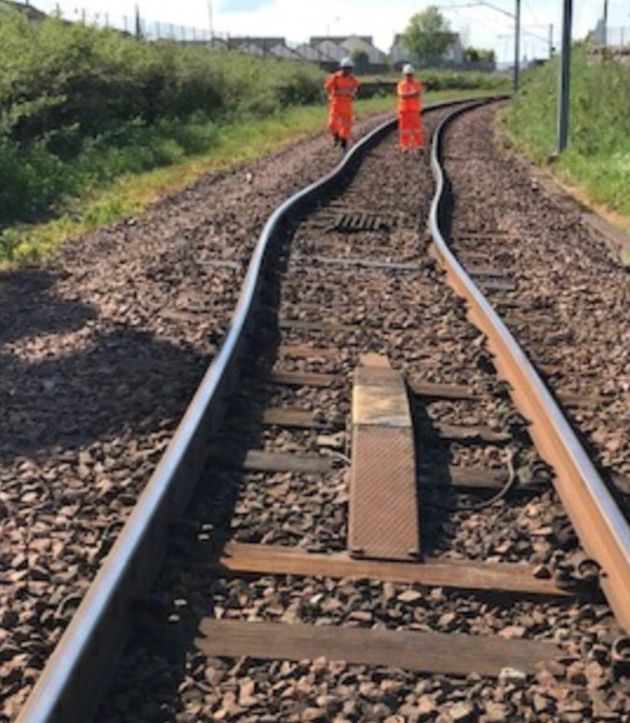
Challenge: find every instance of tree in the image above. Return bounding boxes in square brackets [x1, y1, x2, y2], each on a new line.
[464, 47, 481, 62]
[402, 6, 454, 66]
[481, 48, 496, 66]
[463, 46, 496, 67]
[351, 49, 370, 73]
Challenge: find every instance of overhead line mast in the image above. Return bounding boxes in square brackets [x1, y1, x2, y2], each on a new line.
[436, 1, 551, 92]
[514, 0, 521, 92]
[557, 0, 573, 152]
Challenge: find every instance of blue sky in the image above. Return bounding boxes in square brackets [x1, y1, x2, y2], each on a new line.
[29, 0, 630, 63]
[219, 0, 273, 11]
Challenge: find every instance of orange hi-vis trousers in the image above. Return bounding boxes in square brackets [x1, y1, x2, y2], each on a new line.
[398, 110, 424, 148]
[397, 77, 424, 148]
[328, 102, 353, 140]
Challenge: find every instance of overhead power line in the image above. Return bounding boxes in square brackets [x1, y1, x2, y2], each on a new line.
[435, 1, 549, 44]
[523, 0, 543, 28]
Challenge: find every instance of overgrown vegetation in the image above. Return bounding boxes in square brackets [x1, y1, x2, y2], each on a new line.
[359, 69, 509, 97]
[0, 4, 507, 267]
[0, 90, 487, 268]
[504, 47, 630, 217]
[463, 47, 496, 65]
[0, 6, 323, 226]
[415, 68, 506, 90]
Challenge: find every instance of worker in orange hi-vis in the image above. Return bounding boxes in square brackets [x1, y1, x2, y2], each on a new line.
[397, 64, 424, 151]
[325, 57, 361, 151]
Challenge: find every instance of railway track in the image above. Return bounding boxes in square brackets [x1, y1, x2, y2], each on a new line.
[441, 102, 630, 504]
[16, 98, 630, 722]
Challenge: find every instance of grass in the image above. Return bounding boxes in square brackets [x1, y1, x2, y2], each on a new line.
[1, 89, 488, 269]
[0, 7, 510, 267]
[503, 48, 630, 224]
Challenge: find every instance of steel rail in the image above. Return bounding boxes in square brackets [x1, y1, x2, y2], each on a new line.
[16, 97, 486, 723]
[428, 102, 630, 634]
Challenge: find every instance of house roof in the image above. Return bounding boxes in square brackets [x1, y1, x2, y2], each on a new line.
[270, 43, 301, 60]
[310, 35, 373, 45]
[295, 43, 335, 62]
[312, 39, 349, 61]
[228, 36, 286, 47]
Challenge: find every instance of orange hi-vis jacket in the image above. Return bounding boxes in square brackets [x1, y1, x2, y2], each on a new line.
[397, 77, 424, 148]
[397, 77, 423, 112]
[325, 71, 361, 140]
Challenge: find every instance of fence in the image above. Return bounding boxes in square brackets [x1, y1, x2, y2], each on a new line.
[3, 0, 329, 61]
[1, 2, 362, 67]
[3, 0, 228, 43]
[4, 0, 502, 71]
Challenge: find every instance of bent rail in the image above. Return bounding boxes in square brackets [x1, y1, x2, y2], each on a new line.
[17, 98, 485, 723]
[428, 103, 630, 634]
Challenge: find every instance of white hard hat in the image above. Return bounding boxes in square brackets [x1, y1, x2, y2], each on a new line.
[403, 63, 415, 75]
[340, 56, 354, 69]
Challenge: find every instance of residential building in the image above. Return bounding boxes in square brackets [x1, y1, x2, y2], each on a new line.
[269, 43, 302, 60]
[310, 37, 348, 64]
[226, 37, 285, 56]
[310, 35, 388, 71]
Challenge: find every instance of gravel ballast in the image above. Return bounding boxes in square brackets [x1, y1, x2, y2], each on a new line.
[97, 103, 629, 722]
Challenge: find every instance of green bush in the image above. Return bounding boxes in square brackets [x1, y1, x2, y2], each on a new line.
[504, 47, 630, 214]
[0, 6, 324, 225]
[0, 5, 506, 230]
[359, 69, 509, 99]
[419, 69, 508, 91]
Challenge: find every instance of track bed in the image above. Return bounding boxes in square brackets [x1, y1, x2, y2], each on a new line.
[0, 114, 393, 722]
[86, 106, 630, 723]
[442, 103, 629, 510]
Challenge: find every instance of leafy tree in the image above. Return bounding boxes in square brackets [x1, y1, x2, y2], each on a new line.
[464, 47, 496, 66]
[402, 6, 454, 65]
[351, 49, 370, 73]
[464, 47, 480, 62]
